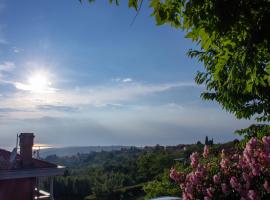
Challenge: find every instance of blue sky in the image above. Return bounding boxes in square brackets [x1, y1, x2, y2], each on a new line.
[0, 0, 253, 149]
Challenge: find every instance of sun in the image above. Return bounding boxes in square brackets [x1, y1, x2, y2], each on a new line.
[27, 72, 52, 93]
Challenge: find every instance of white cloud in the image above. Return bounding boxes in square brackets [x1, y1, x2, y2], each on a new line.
[0, 61, 15, 71]
[12, 47, 23, 53]
[14, 82, 56, 93]
[122, 78, 133, 83]
[54, 81, 197, 106]
[0, 80, 198, 118]
[112, 77, 133, 83]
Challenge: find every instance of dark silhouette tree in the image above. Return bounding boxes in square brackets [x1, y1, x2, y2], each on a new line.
[205, 136, 209, 146]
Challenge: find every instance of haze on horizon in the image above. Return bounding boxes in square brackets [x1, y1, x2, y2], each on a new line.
[0, 0, 253, 150]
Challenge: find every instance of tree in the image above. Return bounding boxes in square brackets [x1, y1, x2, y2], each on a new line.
[82, 0, 270, 131]
[205, 136, 209, 145]
[143, 169, 181, 199]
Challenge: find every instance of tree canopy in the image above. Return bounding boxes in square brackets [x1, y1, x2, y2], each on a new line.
[81, 0, 270, 123]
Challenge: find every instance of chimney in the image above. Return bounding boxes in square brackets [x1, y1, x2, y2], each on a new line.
[19, 133, 34, 168]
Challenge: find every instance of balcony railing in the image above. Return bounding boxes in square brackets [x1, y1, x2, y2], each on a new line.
[35, 176, 54, 200]
[35, 189, 50, 199]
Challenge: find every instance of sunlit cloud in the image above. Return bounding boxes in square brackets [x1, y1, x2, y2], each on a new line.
[0, 79, 198, 119]
[14, 70, 56, 93]
[33, 143, 56, 150]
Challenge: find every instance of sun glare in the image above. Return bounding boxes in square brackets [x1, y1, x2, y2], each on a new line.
[27, 72, 51, 93]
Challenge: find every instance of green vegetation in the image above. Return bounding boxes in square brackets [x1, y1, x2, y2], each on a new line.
[43, 145, 184, 200]
[42, 140, 238, 199]
[143, 169, 181, 199]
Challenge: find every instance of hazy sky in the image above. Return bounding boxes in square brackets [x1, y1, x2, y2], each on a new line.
[0, 0, 253, 149]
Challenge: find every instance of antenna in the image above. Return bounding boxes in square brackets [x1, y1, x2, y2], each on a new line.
[9, 134, 18, 164]
[16, 134, 18, 149]
[33, 145, 42, 159]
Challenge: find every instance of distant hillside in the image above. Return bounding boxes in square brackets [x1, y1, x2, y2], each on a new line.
[40, 146, 131, 157]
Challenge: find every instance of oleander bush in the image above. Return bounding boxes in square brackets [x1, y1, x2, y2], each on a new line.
[170, 137, 270, 200]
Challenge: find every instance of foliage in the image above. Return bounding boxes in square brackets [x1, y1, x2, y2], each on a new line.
[137, 149, 175, 182]
[236, 124, 270, 147]
[143, 168, 181, 199]
[81, 0, 270, 133]
[43, 146, 185, 200]
[43, 142, 238, 199]
[170, 137, 270, 199]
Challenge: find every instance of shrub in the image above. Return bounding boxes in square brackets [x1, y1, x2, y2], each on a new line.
[170, 137, 270, 200]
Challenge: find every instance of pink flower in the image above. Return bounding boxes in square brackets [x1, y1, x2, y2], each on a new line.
[220, 157, 230, 173]
[249, 138, 258, 147]
[203, 145, 209, 158]
[221, 183, 228, 194]
[190, 152, 199, 168]
[242, 172, 250, 182]
[247, 190, 260, 200]
[230, 176, 239, 190]
[169, 168, 183, 182]
[182, 192, 189, 200]
[245, 180, 251, 190]
[251, 163, 261, 176]
[213, 174, 221, 184]
[185, 182, 193, 194]
[262, 136, 270, 152]
[264, 155, 270, 164]
[169, 137, 270, 199]
[189, 172, 199, 185]
[221, 149, 226, 158]
[170, 168, 178, 181]
[206, 187, 214, 198]
[245, 138, 257, 158]
[263, 181, 270, 193]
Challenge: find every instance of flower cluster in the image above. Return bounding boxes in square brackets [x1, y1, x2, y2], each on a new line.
[170, 137, 270, 200]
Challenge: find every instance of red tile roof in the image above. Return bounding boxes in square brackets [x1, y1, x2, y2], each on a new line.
[0, 149, 57, 170]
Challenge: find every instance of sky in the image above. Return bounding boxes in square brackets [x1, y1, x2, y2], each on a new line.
[0, 0, 254, 149]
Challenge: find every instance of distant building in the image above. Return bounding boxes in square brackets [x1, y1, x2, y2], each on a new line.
[0, 133, 65, 200]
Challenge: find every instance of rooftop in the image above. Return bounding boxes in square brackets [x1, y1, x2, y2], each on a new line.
[0, 148, 56, 170]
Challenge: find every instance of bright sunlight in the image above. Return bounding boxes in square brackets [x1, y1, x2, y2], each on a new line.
[27, 72, 51, 93]
[15, 71, 53, 93]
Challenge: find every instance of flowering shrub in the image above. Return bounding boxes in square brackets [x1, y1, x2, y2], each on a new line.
[170, 137, 270, 200]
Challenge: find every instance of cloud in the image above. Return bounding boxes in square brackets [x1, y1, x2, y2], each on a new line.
[112, 77, 133, 83]
[0, 61, 15, 71]
[37, 105, 78, 112]
[53, 81, 197, 106]
[0, 79, 252, 148]
[14, 82, 56, 93]
[0, 80, 198, 119]
[12, 47, 23, 53]
[0, 108, 22, 112]
[122, 78, 133, 83]
[0, 103, 249, 147]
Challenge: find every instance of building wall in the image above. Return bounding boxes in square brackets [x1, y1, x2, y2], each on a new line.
[0, 178, 36, 200]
